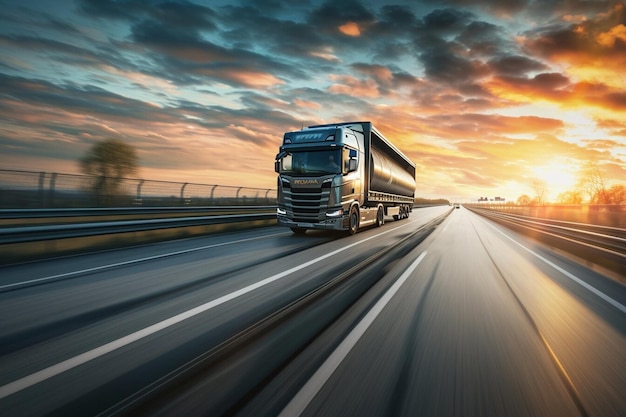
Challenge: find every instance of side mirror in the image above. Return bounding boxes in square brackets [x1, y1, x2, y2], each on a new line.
[274, 161, 280, 173]
[348, 158, 357, 172]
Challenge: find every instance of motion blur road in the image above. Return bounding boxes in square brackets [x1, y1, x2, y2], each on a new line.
[0, 206, 624, 417]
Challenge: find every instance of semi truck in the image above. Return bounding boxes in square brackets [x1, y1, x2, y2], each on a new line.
[274, 121, 416, 234]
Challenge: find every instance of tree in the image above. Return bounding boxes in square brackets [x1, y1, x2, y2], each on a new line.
[517, 194, 532, 205]
[603, 184, 626, 204]
[556, 190, 583, 204]
[530, 178, 547, 205]
[577, 164, 608, 204]
[80, 139, 138, 204]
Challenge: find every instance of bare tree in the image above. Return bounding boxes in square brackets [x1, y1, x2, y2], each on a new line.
[531, 178, 547, 205]
[80, 139, 138, 205]
[577, 164, 608, 204]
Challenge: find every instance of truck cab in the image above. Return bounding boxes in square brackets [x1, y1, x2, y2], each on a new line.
[275, 125, 363, 234]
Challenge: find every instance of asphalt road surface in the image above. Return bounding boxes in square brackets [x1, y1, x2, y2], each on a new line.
[0, 206, 623, 417]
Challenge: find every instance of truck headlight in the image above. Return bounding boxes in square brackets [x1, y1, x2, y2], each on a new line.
[277, 207, 286, 215]
[326, 208, 343, 217]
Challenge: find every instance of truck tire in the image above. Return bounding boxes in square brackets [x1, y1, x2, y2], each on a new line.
[376, 206, 384, 227]
[348, 206, 359, 235]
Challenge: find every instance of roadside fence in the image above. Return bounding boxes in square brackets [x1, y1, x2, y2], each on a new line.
[0, 169, 277, 208]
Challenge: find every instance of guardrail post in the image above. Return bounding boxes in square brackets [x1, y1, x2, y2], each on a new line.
[38, 172, 45, 207]
[180, 182, 188, 206]
[48, 173, 57, 208]
[134, 180, 144, 206]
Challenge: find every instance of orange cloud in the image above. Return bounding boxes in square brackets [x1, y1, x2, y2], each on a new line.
[328, 75, 380, 98]
[198, 68, 283, 88]
[596, 24, 626, 47]
[294, 99, 321, 109]
[338, 22, 361, 36]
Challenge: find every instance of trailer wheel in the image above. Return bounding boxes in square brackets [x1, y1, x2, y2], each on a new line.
[376, 206, 384, 227]
[348, 206, 359, 235]
[401, 205, 408, 219]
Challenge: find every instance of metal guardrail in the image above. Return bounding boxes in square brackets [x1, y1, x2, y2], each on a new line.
[466, 206, 626, 278]
[0, 213, 276, 245]
[0, 206, 278, 264]
[0, 206, 275, 224]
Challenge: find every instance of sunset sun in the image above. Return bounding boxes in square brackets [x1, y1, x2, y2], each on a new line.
[532, 159, 579, 201]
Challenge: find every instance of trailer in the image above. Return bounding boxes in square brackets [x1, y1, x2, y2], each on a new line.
[274, 121, 416, 234]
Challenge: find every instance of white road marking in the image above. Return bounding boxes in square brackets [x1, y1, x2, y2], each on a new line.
[278, 251, 428, 417]
[0, 220, 421, 399]
[0, 232, 290, 290]
[483, 219, 626, 314]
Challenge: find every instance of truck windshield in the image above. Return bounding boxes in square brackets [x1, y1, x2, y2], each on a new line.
[280, 149, 342, 175]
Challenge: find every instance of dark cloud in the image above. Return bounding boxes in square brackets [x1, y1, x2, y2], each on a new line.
[78, 0, 147, 21]
[0, 73, 173, 123]
[523, 2, 626, 60]
[146, 1, 217, 30]
[531, 72, 570, 89]
[461, 0, 529, 16]
[420, 48, 490, 83]
[309, 0, 376, 30]
[218, 5, 326, 62]
[79, 0, 218, 31]
[420, 8, 475, 36]
[456, 21, 508, 56]
[409, 8, 503, 84]
[379, 5, 419, 30]
[488, 55, 548, 75]
[129, 19, 302, 87]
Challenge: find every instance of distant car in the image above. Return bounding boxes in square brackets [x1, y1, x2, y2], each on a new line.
[454, 203, 460, 209]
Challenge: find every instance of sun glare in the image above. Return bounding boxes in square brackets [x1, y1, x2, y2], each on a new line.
[532, 158, 579, 201]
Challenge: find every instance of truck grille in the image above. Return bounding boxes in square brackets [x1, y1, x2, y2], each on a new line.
[284, 183, 330, 223]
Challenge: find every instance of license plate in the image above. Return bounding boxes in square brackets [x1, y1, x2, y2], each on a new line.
[297, 223, 313, 228]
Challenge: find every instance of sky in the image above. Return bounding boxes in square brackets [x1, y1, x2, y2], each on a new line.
[0, 0, 625, 202]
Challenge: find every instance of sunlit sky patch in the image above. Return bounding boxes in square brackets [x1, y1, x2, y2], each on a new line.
[0, 0, 624, 202]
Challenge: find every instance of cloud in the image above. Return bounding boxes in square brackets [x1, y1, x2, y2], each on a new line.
[310, 0, 376, 32]
[339, 22, 361, 36]
[487, 55, 548, 75]
[522, 2, 626, 76]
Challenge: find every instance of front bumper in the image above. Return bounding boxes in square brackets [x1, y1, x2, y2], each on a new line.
[277, 214, 346, 231]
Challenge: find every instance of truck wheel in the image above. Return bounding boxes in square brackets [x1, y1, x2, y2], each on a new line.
[376, 206, 384, 227]
[290, 227, 306, 235]
[348, 206, 359, 235]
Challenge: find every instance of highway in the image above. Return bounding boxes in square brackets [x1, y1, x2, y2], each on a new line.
[0, 206, 624, 417]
